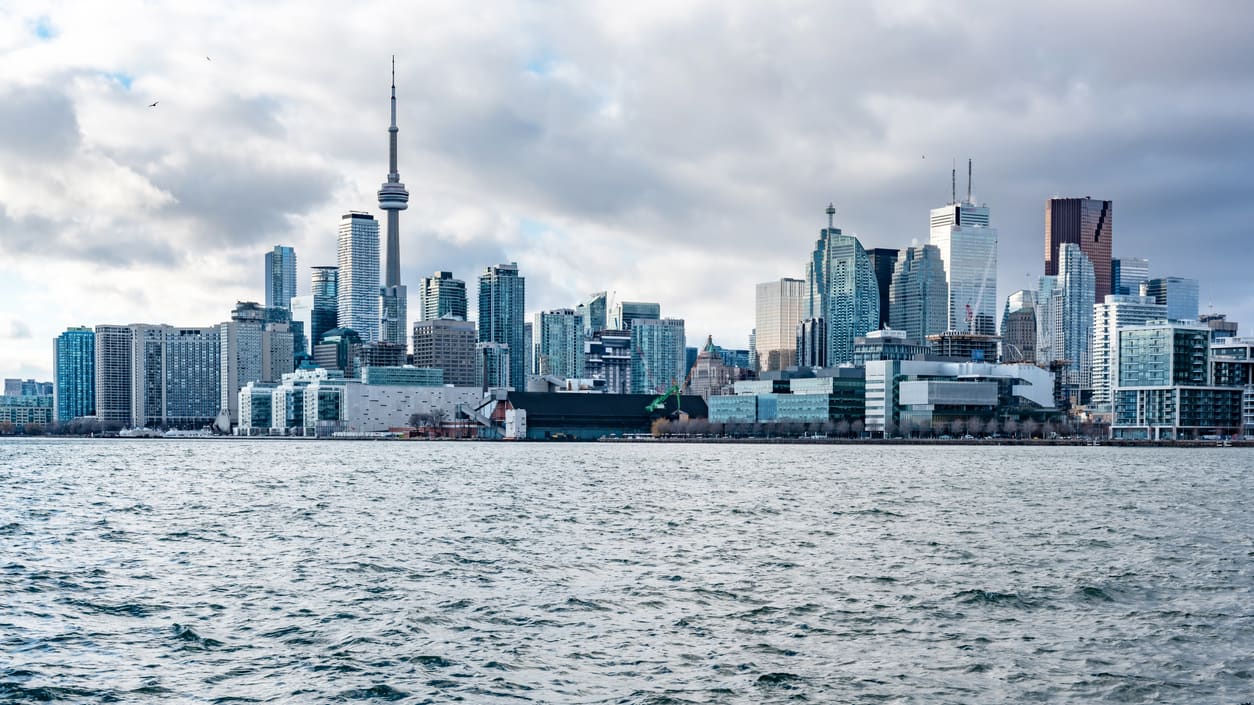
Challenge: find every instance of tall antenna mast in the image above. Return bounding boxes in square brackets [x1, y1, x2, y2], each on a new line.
[951, 159, 956, 204]
[967, 158, 972, 203]
[826, 202, 836, 231]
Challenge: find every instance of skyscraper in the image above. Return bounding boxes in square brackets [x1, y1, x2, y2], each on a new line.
[535, 309, 582, 378]
[290, 295, 313, 355]
[805, 204, 880, 366]
[94, 325, 133, 426]
[612, 301, 661, 331]
[310, 266, 339, 348]
[630, 318, 686, 393]
[888, 244, 948, 344]
[478, 263, 526, 387]
[1112, 256, 1149, 296]
[1051, 243, 1096, 404]
[337, 212, 380, 342]
[54, 326, 95, 421]
[219, 302, 265, 425]
[867, 248, 899, 329]
[753, 278, 805, 372]
[577, 292, 608, 337]
[419, 271, 468, 321]
[1141, 277, 1200, 321]
[378, 57, 411, 348]
[1001, 290, 1036, 363]
[132, 325, 221, 429]
[412, 318, 477, 386]
[930, 178, 997, 334]
[1092, 294, 1167, 414]
[1045, 197, 1112, 303]
[264, 245, 297, 311]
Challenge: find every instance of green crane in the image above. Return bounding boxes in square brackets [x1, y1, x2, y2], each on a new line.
[646, 380, 683, 413]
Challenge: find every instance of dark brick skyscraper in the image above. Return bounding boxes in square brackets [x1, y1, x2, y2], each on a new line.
[1045, 197, 1112, 304]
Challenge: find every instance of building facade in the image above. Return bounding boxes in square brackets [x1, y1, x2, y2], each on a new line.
[310, 266, 339, 348]
[264, 245, 296, 311]
[868, 248, 899, 330]
[412, 317, 478, 387]
[419, 271, 468, 322]
[535, 309, 582, 379]
[1112, 256, 1149, 296]
[1141, 277, 1200, 322]
[630, 318, 686, 394]
[478, 263, 526, 388]
[1091, 295, 1167, 414]
[94, 325, 134, 426]
[930, 201, 998, 334]
[131, 325, 221, 429]
[805, 205, 880, 366]
[1045, 197, 1112, 303]
[612, 301, 661, 331]
[337, 212, 381, 342]
[888, 243, 948, 344]
[1048, 243, 1096, 404]
[54, 326, 95, 422]
[577, 292, 608, 336]
[584, 330, 632, 394]
[754, 278, 806, 372]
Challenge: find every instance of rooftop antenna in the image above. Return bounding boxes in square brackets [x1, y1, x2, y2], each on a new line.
[951, 159, 956, 204]
[826, 202, 835, 231]
[967, 158, 972, 204]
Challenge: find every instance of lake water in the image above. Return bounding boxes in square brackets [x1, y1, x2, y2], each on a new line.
[2, 439, 1251, 703]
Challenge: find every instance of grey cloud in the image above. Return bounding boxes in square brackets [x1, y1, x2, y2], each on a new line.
[0, 85, 80, 159]
[8, 320, 32, 339]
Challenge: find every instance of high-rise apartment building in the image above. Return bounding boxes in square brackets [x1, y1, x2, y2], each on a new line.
[337, 212, 380, 342]
[1050, 243, 1096, 404]
[219, 302, 265, 425]
[584, 329, 632, 393]
[930, 198, 997, 334]
[290, 296, 314, 356]
[54, 326, 95, 422]
[1045, 197, 1112, 303]
[1091, 294, 1167, 414]
[805, 205, 880, 365]
[1112, 257, 1149, 296]
[868, 248, 899, 329]
[612, 301, 661, 331]
[378, 58, 411, 348]
[476, 342, 511, 389]
[412, 318, 477, 387]
[310, 266, 339, 348]
[577, 292, 608, 336]
[754, 278, 805, 372]
[535, 309, 582, 378]
[1141, 277, 1199, 322]
[264, 245, 297, 311]
[131, 325, 221, 429]
[419, 271, 468, 321]
[94, 325, 133, 425]
[888, 244, 948, 344]
[630, 318, 686, 394]
[478, 263, 526, 388]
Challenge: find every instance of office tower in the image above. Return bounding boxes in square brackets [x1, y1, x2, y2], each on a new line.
[754, 278, 806, 372]
[1112, 256, 1149, 296]
[868, 248, 899, 329]
[1200, 313, 1239, 341]
[290, 295, 313, 356]
[1092, 294, 1167, 414]
[219, 302, 265, 425]
[1035, 276, 1058, 365]
[805, 204, 880, 365]
[1113, 320, 1242, 439]
[310, 266, 339, 348]
[378, 58, 411, 348]
[1001, 290, 1037, 363]
[264, 245, 297, 311]
[930, 172, 997, 334]
[94, 325, 133, 425]
[477, 342, 511, 389]
[478, 263, 526, 387]
[413, 318, 477, 386]
[53, 326, 95, 421]
[888, 244, 948, 344]
[630, 318, 686, 393]
[577, 292, 608, 336]
[584, 329, 632, 393]
[1045, 197, 1113, 302]
[131, 325, 221, 429]
[1141, 277, 1200, 321]
[535, 309, 582, 378]
[612, 301, 661, 331]
[314, 328, 364, 379]
[524, 322, 534, 377]
[419, 271, 468, 321]
[1050, 243, 1096, 404]
[263, 323, 295, 381]
[337, 212, 380, 342]
[795, 318, 826, 368]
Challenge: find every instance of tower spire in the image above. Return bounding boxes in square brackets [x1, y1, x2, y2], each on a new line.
[967, 158, 972, 203]
[378, 54, 410, 344]
[826, 202, 835, 231]
[951, 159, 956, 204]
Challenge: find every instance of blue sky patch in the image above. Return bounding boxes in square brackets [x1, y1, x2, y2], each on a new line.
[29, 16, 57, 40]
[105, 72, 134, 90]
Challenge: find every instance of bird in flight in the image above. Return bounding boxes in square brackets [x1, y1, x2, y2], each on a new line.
[206, 56, 211, 61]
[148, 101, 158, 107]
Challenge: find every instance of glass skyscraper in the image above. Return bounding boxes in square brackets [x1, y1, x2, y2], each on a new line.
[612, 301, 661, 331]
[1045, 197, 1112, 303]
[1111, 256, 1149, 296]
[337, 213, 380, 342]
[1091, 294, 1167, 414]
[1141, 277, 1199, 321]
[888, 244, 948, 344]
[577, 292, 608, 337]
[54, 326, 95, 421]
[930, 201, 997, 334]
[805, 205, 880, 366]
[94, 325, 133, 426]
[1051, 243, 1096, 403]
[867, 248, 899, 329]
[310, 266, 339, 348]
[630, 318, 686, 394]
[264, 245, 297, 311]
[478, 263, 526, 388]
[754, 278, 805, 372]
[419, 271, 468, 321]
[535, 309, 582, 378]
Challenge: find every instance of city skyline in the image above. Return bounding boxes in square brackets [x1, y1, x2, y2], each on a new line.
[3, 2, 1253, 379]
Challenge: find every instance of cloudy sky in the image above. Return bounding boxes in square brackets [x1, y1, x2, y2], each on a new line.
[2, 1, 1252, 379]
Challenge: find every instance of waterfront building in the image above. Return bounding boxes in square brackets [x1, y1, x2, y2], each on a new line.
[612, 301, 661, 331]
[53, 326, 95, 421]
[805, 204, 880, 365]
[378, 58, 411, 348]
[412, 317, 477, 387]
[930, 195, 997, 334]
[217, 302, 265, 425]
[1112, 256, 1149, 296]
[535, 309, 582, 378]
[1140, 277, 1200, 322]
[1045, 197, 1113, 302]
[310, 266, 339, 347]
[754, 278, 806, 372]
[630, 318, 686, 394]
[709, 367, 865, 425]
[795, 318, 826, 368]
[337, 212, 381, 342]
[1112, 320, 1242, 439]
[1211, 337, 1254, 438]
[1200, 313, 1239, 342]
[868, 248, 899, 329]
[583, 329, 632, 394]
[478, 263, 526, 388]
[3, 379, 52, 396]
[131, 325, 221, 429]
[1091, 295, 1167, 415]
[853, 329, 930, 366]
[0, 395, 54, 426]
[94, 325, 133, 425]
[264, 245, 297, 311]
[477, 342, 512, 389]
[577, 292, 608, 336]
[488, 392, 707, 441]
[888, 244, 948, 344]
[419, 271, 468, 322]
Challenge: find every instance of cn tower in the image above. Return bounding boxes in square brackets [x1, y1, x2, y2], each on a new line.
[378, 56, 410, 346]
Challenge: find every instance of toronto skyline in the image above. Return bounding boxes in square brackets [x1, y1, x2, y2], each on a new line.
[2, 1, 1253, 380]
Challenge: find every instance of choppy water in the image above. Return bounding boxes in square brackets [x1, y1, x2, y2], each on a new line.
[1, 439, 1252, 703]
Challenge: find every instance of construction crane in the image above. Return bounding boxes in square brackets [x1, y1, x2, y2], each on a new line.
[643, 347, 699, 413]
